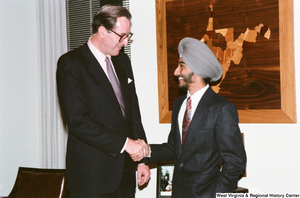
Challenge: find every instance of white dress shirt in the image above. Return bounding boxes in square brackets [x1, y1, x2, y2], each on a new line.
[178, 84, 209, 142]
[87, 37, 119, 83]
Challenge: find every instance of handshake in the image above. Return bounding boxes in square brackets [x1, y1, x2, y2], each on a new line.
[125, 138, 150, 162]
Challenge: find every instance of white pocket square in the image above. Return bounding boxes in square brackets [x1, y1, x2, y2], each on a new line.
[128, 78, 133, 84]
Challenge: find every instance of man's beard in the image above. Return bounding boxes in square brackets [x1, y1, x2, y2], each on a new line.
[177, 72, 194, 94]
[179, 72, 194, 89]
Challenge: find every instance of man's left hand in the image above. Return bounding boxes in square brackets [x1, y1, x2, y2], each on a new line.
[137, 163, 151, 186]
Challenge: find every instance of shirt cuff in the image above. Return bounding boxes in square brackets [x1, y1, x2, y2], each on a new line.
[146, 144, 151, 158]
[120, 137, 129, 153]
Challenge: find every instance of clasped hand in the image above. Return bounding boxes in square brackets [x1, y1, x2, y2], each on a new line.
[124, 139, 151, 186]
[125, 138, 149, 162]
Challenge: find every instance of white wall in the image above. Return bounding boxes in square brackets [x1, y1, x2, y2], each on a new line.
[0, 0, 40, 196]
[0, 0, 299, 197]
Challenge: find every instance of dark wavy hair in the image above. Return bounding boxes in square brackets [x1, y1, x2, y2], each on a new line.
[92, 5, 132, 34]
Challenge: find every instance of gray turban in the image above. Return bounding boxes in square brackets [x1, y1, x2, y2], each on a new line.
[178, 37, 223, 82]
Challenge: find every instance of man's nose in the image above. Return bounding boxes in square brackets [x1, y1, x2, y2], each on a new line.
[121, 37, 129, 46]
[174, 66, 180, 76]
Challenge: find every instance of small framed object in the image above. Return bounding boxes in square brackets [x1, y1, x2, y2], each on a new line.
[157, 162, 175, 198]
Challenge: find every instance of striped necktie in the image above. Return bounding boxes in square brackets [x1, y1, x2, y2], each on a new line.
[182, 96, 191, 145]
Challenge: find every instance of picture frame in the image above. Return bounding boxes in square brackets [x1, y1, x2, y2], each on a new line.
[156, 159, 247, 198]
[157, 162, 175, 198]
[156, 0, 296, 123]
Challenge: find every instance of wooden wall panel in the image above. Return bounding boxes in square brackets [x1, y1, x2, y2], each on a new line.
[156, 0, 296, 123]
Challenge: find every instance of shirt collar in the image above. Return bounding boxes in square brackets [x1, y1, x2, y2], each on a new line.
[187, 84, 209, 103]
[87, 37, 111, 66]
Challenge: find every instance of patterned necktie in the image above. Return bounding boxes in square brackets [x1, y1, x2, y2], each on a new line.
[105, 57, 125, 116]
[182, 96, 191, 145]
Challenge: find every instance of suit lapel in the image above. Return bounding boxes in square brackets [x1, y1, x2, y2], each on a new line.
[80, 44, 123, 110]
[181, 87, 215, 153]
[111, 56, 128, 115]
[173, 96, 185, 157]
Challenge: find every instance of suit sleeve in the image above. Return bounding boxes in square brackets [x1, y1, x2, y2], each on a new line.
[147, 137, 176, 164]
[214, 102, 247, 193]
[56, 54, 126, 158]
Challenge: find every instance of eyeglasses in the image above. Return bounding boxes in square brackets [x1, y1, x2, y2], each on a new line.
[109, 29, 133, 42]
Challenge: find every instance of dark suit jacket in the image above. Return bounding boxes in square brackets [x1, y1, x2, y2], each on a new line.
[56, 43, 146, 195]
[149, 87, 246, 198]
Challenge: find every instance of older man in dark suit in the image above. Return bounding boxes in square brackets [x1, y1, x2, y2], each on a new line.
[147, 37, 247, 197]
[56, 5, 150, 198]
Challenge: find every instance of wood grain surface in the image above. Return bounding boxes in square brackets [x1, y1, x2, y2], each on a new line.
[156, 0, 296, 123]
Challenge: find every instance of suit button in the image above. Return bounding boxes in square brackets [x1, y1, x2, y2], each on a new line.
[179, 163, 184, 168]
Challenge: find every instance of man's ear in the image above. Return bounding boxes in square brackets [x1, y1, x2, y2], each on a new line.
[98, 26, 107, 38]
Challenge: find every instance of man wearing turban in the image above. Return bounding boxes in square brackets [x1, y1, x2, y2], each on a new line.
[146, 37, 247, 197]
